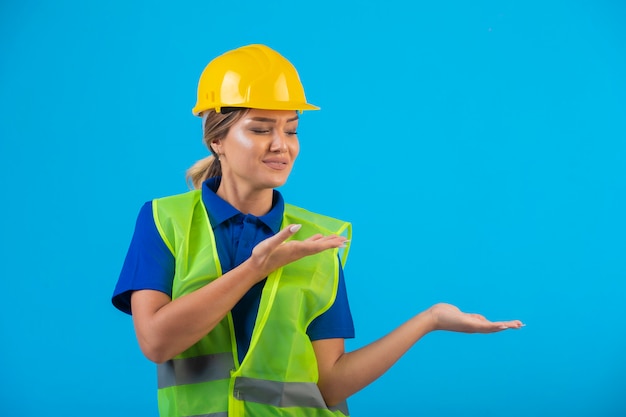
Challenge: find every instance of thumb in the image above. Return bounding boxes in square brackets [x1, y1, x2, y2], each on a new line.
[287, 224, 302, 233]
[264, 224, 302, 247]
[281, 223, 302, 241]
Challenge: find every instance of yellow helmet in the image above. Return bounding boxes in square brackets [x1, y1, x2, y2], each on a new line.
[192, 44, 319, 115]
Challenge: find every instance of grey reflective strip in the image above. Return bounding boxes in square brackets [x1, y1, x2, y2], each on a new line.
[234, 377, 349, 415]
[158, 352, 234, 389]
[330, 400, 350, 415]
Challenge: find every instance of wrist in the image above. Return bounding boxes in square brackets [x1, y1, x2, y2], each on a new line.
[239, 257, 269, 284]
[421, 307, 439, 333]
[406, 309, 438, 337]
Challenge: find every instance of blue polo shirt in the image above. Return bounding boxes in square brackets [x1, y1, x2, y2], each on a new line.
[112, 177, 354, 362]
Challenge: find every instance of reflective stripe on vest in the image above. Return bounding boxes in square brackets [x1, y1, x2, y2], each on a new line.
[153, 190, 352, 417]
[158, 356, 350, 416]
[233, 377, 349, 415]
[158, 352, 235, 389]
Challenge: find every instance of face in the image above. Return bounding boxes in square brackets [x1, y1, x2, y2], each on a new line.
[212, 109, 300, 192]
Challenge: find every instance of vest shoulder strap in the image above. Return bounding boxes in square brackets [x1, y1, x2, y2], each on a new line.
[152, 190, 203, 255]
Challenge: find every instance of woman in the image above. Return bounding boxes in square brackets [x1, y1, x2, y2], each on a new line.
[112, 44, 523, 417]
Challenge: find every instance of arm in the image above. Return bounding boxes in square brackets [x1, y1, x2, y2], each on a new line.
[313, 303, 524, 406]
[132, 225, 347, 363]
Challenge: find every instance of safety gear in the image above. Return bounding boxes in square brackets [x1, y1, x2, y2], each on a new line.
[152, 190, 351, 416]
[192, 44, 319, 115]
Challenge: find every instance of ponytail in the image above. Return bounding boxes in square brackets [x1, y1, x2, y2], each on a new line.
[186, 155, 221, 189]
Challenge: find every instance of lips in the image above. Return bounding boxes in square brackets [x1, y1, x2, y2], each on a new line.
[263, 158, 289, 170]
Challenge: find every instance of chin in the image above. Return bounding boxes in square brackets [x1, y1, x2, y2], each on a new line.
[265, 172, 291, 188]
[268, 178, 288, 188]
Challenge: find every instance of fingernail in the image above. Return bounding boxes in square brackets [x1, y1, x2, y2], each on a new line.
[289, 224, 302, 233]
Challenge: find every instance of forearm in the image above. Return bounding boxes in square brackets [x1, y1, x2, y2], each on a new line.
[316, 302, 524, 405]
[316, 310, 435, 405]
[132, 259, 263, 363]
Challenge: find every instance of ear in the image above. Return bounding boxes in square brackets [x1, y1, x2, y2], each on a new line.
[210, 139, 222, 156]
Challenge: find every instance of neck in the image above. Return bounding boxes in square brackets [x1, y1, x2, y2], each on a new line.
[216, 179, 274, 216]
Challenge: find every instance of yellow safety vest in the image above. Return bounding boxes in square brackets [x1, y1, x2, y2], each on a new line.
[152, 190, 352, 416]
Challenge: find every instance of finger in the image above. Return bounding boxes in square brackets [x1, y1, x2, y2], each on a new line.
[314, 235, 348, 248]
[494, 320, 525, 330]
[282, 224, 302, 240]
[288, 224, 302, 233]
[314, 235, 345, 243]
[298, 236, 347, 255]
[265, 224, 302, 247]
[276, 223, 302, 237]
[304, 233, 325, 242]
[304, 234, 346, 245]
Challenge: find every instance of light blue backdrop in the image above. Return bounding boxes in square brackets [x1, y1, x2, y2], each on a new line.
[1, 1, 625, 416]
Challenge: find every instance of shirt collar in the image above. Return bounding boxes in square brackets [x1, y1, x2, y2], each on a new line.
[201, 177, 284, 233]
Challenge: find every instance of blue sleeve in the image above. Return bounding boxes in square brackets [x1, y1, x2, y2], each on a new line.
[307, 261, 355, 340]
[111, 201, 175, 315]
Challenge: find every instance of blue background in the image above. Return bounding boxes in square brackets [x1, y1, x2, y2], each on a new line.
[1, 1, 625, 415]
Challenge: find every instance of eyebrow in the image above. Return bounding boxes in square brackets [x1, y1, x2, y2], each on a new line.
[248, 115, 299, 123]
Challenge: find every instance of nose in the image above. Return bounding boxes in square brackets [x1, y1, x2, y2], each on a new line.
[269, 131, 288, 153]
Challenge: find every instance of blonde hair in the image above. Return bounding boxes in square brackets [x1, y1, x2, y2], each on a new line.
[186, 108, 249, 189]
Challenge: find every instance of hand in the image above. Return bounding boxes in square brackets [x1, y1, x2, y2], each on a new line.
[427, 303, 524, 333]
[249, 224, 347, 279]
